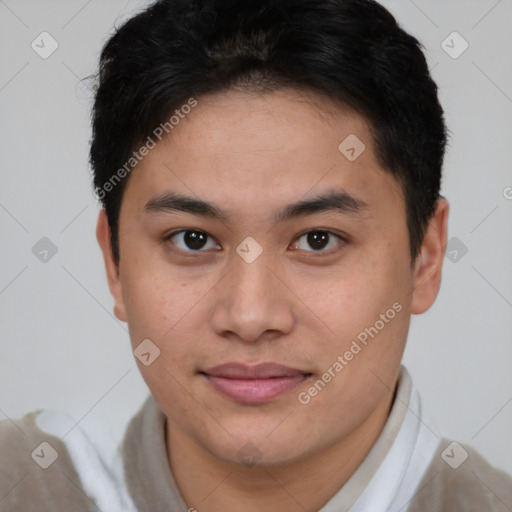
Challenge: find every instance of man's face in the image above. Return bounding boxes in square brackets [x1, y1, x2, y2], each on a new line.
[100, 88, 435, 465]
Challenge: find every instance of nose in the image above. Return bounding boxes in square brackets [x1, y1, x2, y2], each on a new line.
[209, 249, 296, 344]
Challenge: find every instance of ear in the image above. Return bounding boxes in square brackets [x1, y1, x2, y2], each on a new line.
[96, 209, 127, 322]
[411, 198, 449, 315]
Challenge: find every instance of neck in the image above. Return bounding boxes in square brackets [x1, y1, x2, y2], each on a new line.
[166, 388, 395, 512]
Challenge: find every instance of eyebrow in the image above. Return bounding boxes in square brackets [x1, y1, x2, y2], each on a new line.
[144, 188, 368, 225]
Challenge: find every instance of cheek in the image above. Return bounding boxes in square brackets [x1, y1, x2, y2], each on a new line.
[122, 272, 200, 413]
[301, 251, 411, 387]
[120, 264, 188, 346]
[307, 258, 406, 333]
[121, 265, 212, 377]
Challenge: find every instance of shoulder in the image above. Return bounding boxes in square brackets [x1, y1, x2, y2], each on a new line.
[406, 437, 512, 512]
[0, 409, 99, 511]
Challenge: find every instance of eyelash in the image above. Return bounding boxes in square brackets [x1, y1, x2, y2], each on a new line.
[163, 229, 348, 256]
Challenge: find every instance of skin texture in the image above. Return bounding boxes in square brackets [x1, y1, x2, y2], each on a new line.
[97, 88, 449, 511]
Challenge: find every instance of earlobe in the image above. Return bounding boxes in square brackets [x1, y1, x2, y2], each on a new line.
[410, 198, 450, 315]
[96, 210, 127, 322]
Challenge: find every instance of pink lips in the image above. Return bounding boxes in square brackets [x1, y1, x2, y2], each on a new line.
[201, 362, 310, 404]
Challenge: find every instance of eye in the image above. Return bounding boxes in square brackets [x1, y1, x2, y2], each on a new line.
[165, 229, 220, 252]
[291, 230, 345, 253]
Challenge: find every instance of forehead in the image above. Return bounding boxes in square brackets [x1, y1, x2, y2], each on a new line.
[122, 87, 404, 222]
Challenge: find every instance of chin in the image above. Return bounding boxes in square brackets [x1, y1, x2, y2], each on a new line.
[212, 442, 302, 468]
[195, 423, 314, 468]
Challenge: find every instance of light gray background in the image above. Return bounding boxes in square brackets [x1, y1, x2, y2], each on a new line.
[1, 0, 511, 474]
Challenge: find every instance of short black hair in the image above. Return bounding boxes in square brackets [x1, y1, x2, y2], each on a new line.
[89, 0, 447, 264]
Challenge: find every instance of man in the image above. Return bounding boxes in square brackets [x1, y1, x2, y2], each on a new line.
[1, 0, 511, 510]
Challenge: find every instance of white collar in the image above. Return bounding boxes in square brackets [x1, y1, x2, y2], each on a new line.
[320, 365, 440, 512]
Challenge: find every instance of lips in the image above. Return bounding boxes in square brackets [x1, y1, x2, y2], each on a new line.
[201, 363, 311, 404]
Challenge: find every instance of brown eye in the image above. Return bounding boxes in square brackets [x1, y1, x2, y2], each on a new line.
[293, 230, 344, 253]
[166, 230, 219, 252]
